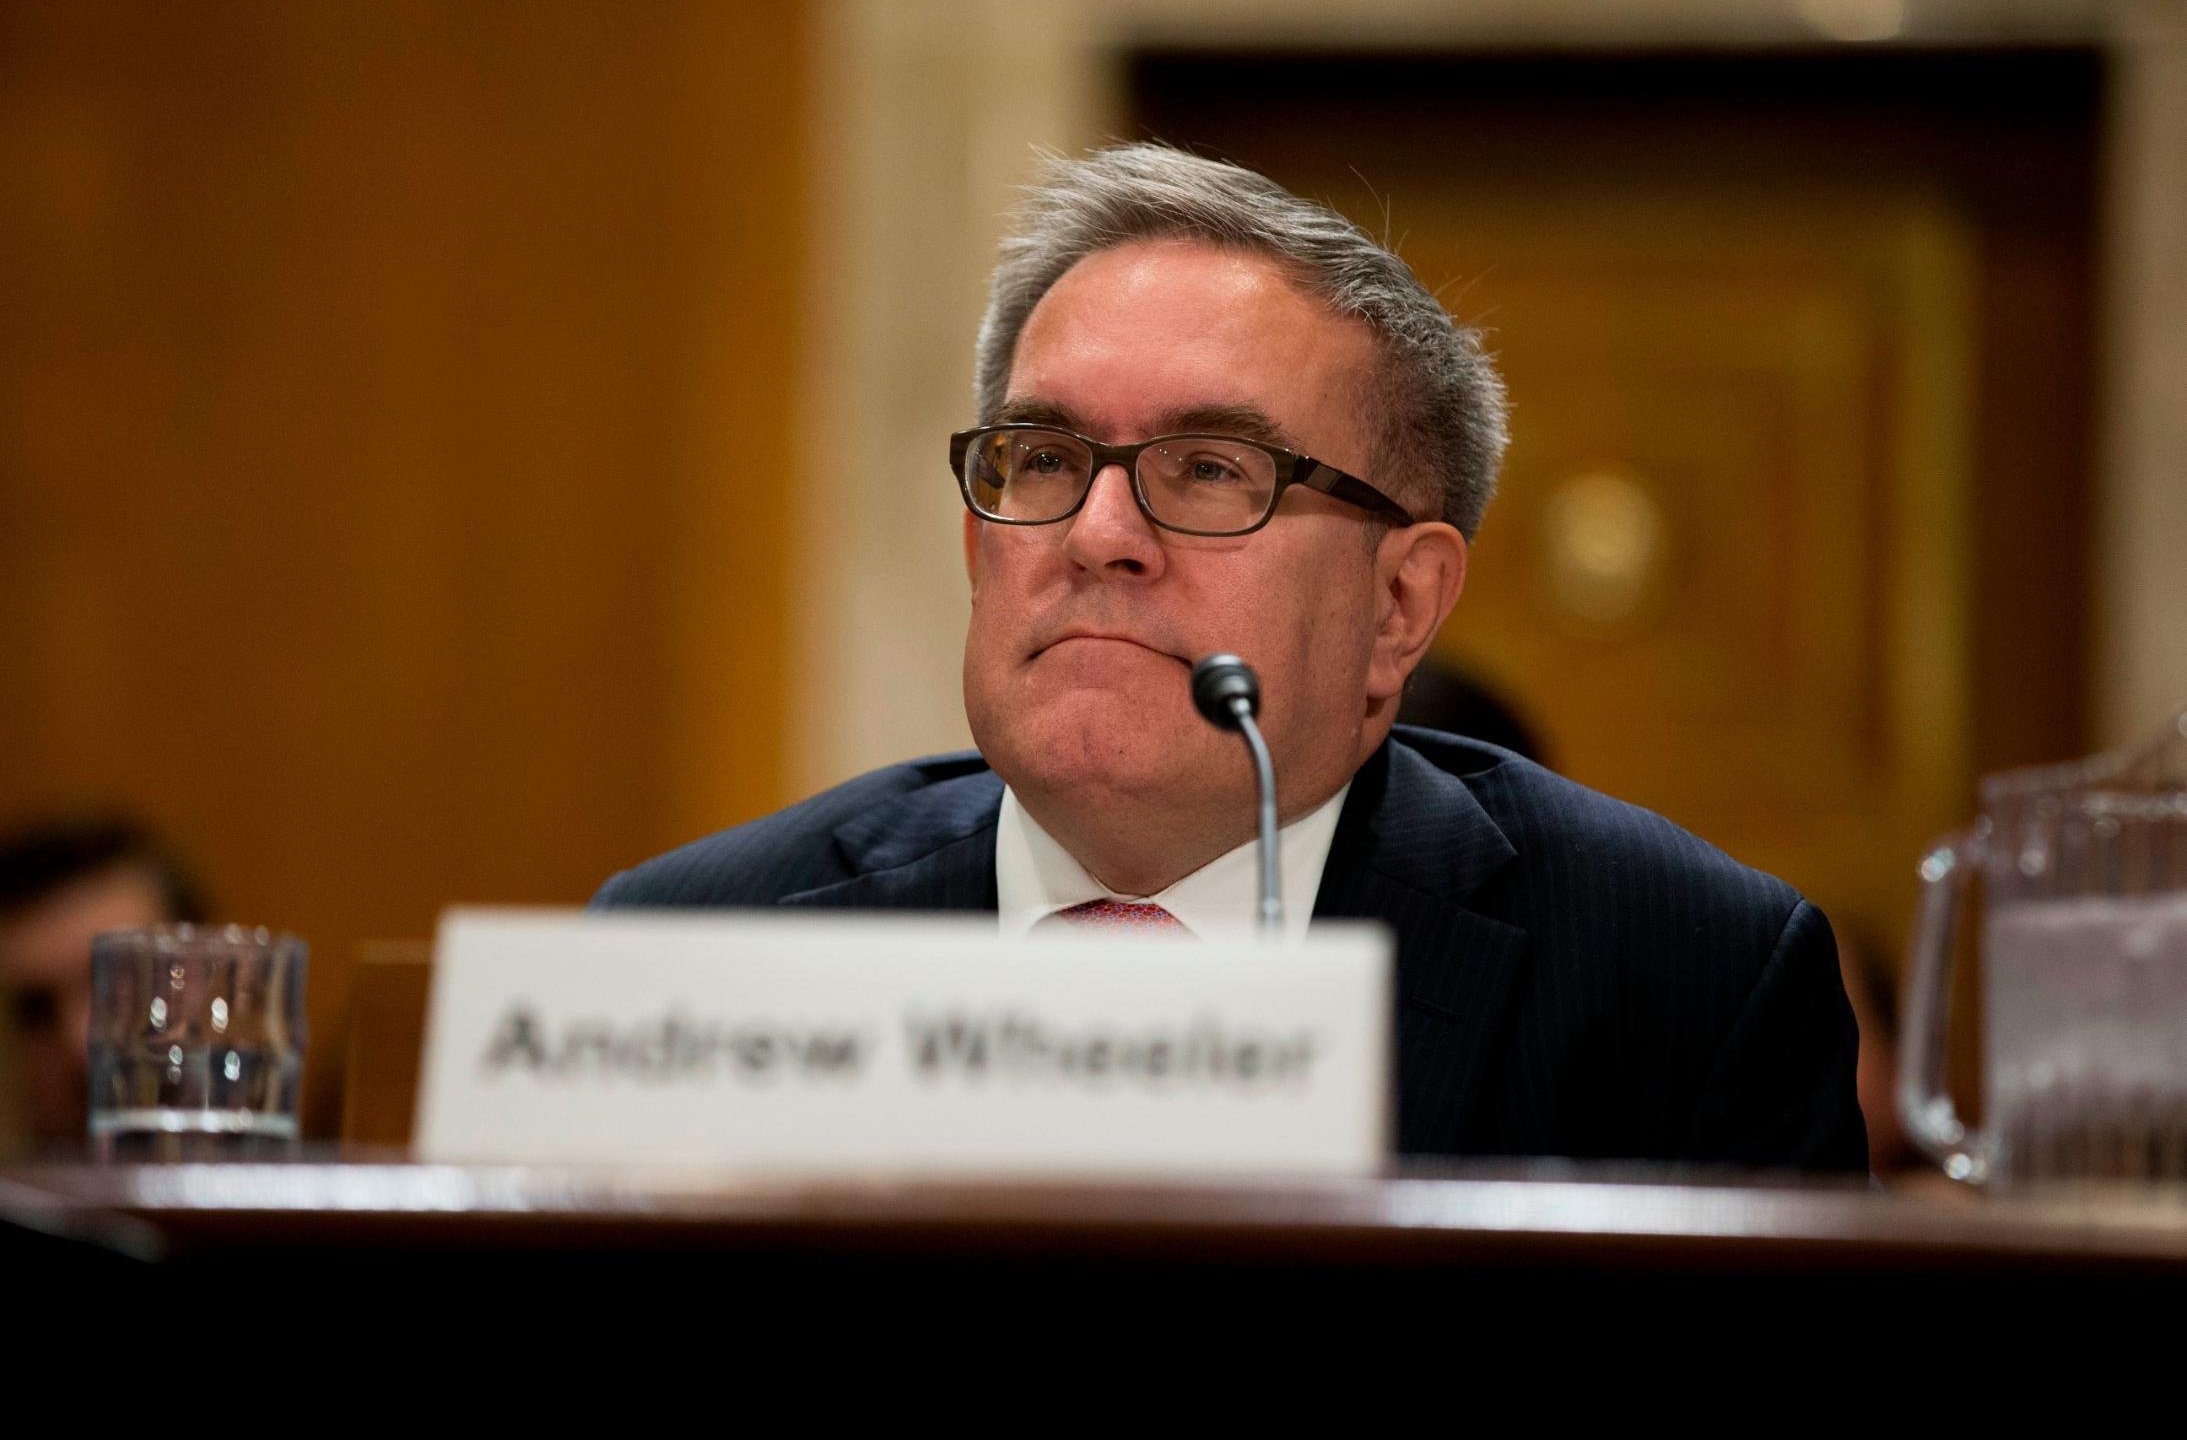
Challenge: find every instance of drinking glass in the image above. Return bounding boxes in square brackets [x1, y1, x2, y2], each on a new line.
[88, 925, 308, 1160]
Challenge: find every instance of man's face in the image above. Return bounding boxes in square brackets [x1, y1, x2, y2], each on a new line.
[0, 866, 172, 1144]
[962, 239, 1397, 845]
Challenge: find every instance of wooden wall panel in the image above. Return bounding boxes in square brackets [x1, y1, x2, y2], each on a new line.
[0, 0, 803, 1131]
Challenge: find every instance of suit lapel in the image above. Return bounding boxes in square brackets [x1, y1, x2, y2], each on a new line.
[1314, 740, 1529, 1156]
[779, 769, 1003, 913]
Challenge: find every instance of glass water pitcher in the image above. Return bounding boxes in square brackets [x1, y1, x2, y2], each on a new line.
[1901, 709, 2187, 1186]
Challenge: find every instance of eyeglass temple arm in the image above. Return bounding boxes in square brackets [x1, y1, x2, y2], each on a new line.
[1297, 462, 1416, 526]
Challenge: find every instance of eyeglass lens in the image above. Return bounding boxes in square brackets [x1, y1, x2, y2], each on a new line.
[966, 428, 1279, 534]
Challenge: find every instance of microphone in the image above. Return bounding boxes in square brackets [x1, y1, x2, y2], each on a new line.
[1190, 654, 1282, 936]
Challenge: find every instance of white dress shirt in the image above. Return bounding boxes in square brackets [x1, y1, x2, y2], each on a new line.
[995, 782, 1351, 942]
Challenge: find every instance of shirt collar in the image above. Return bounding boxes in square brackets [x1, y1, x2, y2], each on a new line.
[995, 782, 1351, 942]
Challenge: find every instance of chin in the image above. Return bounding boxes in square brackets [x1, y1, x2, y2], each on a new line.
[977, 693, 1213, 805]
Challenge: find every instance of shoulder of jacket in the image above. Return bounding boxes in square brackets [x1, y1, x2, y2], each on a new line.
[592, 750, 993, 907]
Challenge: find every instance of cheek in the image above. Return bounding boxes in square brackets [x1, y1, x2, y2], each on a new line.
[962, 537, 1059, 729]
[969, 526, 1057, 604]
[963, 538, 1030, 660]
[967, 521, 1015, 599]
[961, 597, 1012, 729]
[1262, 562, 1377, 722]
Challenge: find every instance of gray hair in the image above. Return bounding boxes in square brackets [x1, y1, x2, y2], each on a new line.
[974, 143, 1508, 538]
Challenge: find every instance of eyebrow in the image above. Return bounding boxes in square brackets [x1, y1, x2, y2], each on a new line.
[991, 398, 1300, 451]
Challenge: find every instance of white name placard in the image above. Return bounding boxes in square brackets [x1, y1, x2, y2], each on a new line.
[414, 908, 1391, 1177]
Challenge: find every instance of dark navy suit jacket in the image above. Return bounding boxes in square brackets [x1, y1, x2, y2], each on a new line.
[594, 727, 1869, 1173]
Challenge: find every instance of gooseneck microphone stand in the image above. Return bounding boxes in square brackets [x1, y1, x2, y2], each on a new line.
[1190, 654, 1282, 936]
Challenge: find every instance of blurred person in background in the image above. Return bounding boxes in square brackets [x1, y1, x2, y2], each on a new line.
[1396, 656, 1551, 768]
[0, 816, 205, 1147]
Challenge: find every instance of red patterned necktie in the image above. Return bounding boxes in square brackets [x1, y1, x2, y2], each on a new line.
[1040, 899, 1186, 934]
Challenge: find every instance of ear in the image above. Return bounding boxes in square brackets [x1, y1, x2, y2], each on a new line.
[962, 509, 983, 594]
[1366, 521, 1467, 703]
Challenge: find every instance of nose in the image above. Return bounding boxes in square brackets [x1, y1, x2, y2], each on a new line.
[1061, 461, 1165, 577]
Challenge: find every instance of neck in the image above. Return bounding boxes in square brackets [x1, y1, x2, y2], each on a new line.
[1014, 748, 1363, 897]
[996, 715, 1393, 897]
[1020, 791, 1254, 897]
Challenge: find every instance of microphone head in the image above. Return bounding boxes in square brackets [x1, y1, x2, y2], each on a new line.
[1190, 653, 1260, 731]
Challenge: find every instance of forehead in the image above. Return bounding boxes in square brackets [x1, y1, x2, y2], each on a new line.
[1008, 239, 1376, 456]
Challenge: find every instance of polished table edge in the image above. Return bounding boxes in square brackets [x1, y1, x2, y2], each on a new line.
[7, 1157, 2187, 1270]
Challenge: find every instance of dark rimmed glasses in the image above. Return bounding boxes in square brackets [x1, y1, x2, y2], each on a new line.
[949, 424, 1416, 538]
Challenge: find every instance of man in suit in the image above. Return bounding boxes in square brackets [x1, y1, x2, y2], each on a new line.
[597, 143, 1867, 1173]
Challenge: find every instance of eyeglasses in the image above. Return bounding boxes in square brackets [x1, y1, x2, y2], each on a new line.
[949, 424, 1416, 538]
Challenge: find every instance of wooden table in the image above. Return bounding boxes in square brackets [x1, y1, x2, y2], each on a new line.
[11, 1158, 2182, 1379]
[9, 1157, 2187, 1269]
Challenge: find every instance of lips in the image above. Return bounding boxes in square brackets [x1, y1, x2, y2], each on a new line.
[1032, 630, 1187, 664]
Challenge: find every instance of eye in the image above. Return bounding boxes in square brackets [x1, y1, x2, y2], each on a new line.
[1184, 453, 1248, 486]
[1025, 448, 1071, 476]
